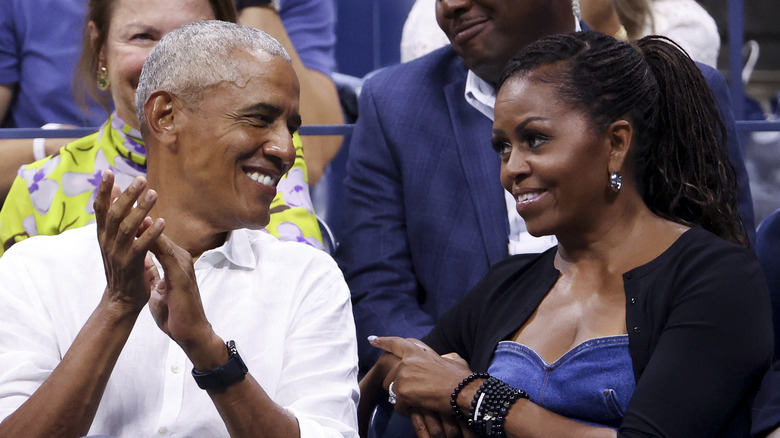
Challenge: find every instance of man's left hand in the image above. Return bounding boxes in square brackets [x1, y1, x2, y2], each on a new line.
[148, 234, 227, 369]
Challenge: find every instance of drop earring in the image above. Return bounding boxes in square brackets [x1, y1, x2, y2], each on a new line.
[97, 66, 110, 91]
[609, 171, 623, 192]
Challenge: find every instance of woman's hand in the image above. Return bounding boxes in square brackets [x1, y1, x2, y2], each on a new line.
[410, 354, 480, 438]
[94, 171, 164, 316]
[368, 336, 473, 416]
[358, 351, 400, 437]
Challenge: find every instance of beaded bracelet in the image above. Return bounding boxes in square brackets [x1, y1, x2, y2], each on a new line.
[470, 376, 529, 437]
[450, 372, 490, 421]
[471, 377, 501, 434]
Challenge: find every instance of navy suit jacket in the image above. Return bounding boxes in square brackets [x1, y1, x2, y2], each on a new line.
[336, 45, 755, 374]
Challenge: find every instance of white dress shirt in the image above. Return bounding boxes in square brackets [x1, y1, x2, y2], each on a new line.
[400, 0, 450, 63]
[0, 224, 359, 437]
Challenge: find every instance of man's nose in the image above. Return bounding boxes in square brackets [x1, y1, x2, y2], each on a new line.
[264, 129, 297, 174]
[437, 0, 472, 19]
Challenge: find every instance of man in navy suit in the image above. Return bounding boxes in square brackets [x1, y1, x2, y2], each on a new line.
[336, 0, 755, 376]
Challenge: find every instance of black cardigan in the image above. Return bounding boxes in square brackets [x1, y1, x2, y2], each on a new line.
[424, 227, 773, 437]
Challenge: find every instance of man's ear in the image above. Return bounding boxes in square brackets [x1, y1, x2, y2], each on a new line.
[144, 91, 178, 147]
[607, 119, 633, 173]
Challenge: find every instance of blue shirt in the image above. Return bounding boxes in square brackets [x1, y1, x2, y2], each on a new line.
[0, 0, 106, 128]
[0, 0, 337, 128]
[281, 0, 337, 76]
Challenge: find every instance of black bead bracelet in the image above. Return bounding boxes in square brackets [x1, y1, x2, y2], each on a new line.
[471, 376, 529, 437]
[450, 372, 490, 421]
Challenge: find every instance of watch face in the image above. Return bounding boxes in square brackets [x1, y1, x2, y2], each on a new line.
[234, 351, 249, 374]
[192, 340, 248, 389]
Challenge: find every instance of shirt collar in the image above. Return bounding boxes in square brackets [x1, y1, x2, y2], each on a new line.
[464, 71, 496, 121]
[194, 228, 258, 270]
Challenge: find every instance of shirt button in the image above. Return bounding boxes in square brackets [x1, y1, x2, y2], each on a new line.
[171, 364, 182, 373]
[630, 297, 637, 304]
[158, 426, 168, 434]
[633, 326, 641, 333]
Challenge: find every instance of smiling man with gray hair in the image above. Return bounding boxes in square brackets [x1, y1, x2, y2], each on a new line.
[0, 20, 358, 437]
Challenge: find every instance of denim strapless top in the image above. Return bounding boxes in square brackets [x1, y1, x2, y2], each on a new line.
[487, 335, 635, 428]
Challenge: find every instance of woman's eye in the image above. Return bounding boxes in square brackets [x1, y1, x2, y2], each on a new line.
[491, 139, 512, 157]
[526, 134, 548, 149]
[133, 33, 153, 41]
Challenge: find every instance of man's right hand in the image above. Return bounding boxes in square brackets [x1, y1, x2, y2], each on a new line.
[0, 170, 167, 437]
[94, 170, 165, 315]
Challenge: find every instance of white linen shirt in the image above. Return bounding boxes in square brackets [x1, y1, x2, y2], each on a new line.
[0, 224, 359, 437]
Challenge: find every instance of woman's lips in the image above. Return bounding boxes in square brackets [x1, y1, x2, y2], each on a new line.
[514, 190, 546, 214]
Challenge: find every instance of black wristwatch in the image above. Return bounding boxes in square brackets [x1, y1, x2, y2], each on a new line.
[192, 340, 248, 390]
[235, 0, 273, 10]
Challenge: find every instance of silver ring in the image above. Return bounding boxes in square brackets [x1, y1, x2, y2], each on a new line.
[388, 381, 397, 405]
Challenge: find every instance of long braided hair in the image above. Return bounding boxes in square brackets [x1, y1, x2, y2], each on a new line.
[498, 31, 748, 247]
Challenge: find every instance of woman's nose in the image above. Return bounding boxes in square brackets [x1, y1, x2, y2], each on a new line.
[503, 148, 531, 182]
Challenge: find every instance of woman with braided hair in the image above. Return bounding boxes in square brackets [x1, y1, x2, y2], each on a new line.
[359, 31, 771, 437]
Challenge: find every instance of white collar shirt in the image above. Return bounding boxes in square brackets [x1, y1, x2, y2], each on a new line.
[0, 224, 359, 437]
[464, 72, 558, 255]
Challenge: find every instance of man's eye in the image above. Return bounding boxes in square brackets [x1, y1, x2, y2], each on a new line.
[246, 116, 272, 127]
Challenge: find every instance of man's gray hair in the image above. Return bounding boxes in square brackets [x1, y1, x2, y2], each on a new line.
[135, 20, 291, 126]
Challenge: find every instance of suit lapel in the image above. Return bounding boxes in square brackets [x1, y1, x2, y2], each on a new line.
[444, 72, 508, 267]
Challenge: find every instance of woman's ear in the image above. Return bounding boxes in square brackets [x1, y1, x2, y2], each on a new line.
[607, 119, 633, 172]
[88, 21, 105, 68]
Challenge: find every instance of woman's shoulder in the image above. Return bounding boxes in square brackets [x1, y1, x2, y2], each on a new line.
[491, 248, 556, 275]
[467, 248, 558, 301]
[632, 227, 755, 275]
[31, 131, 103, 177]
[59, 130, 102, 158]
[629, 227, 766, 305]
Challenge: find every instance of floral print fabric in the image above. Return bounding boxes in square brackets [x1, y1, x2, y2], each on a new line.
[0, 113, 322, 255]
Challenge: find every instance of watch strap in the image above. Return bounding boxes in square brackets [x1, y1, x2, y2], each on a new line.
[192, 340, 249, 390]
